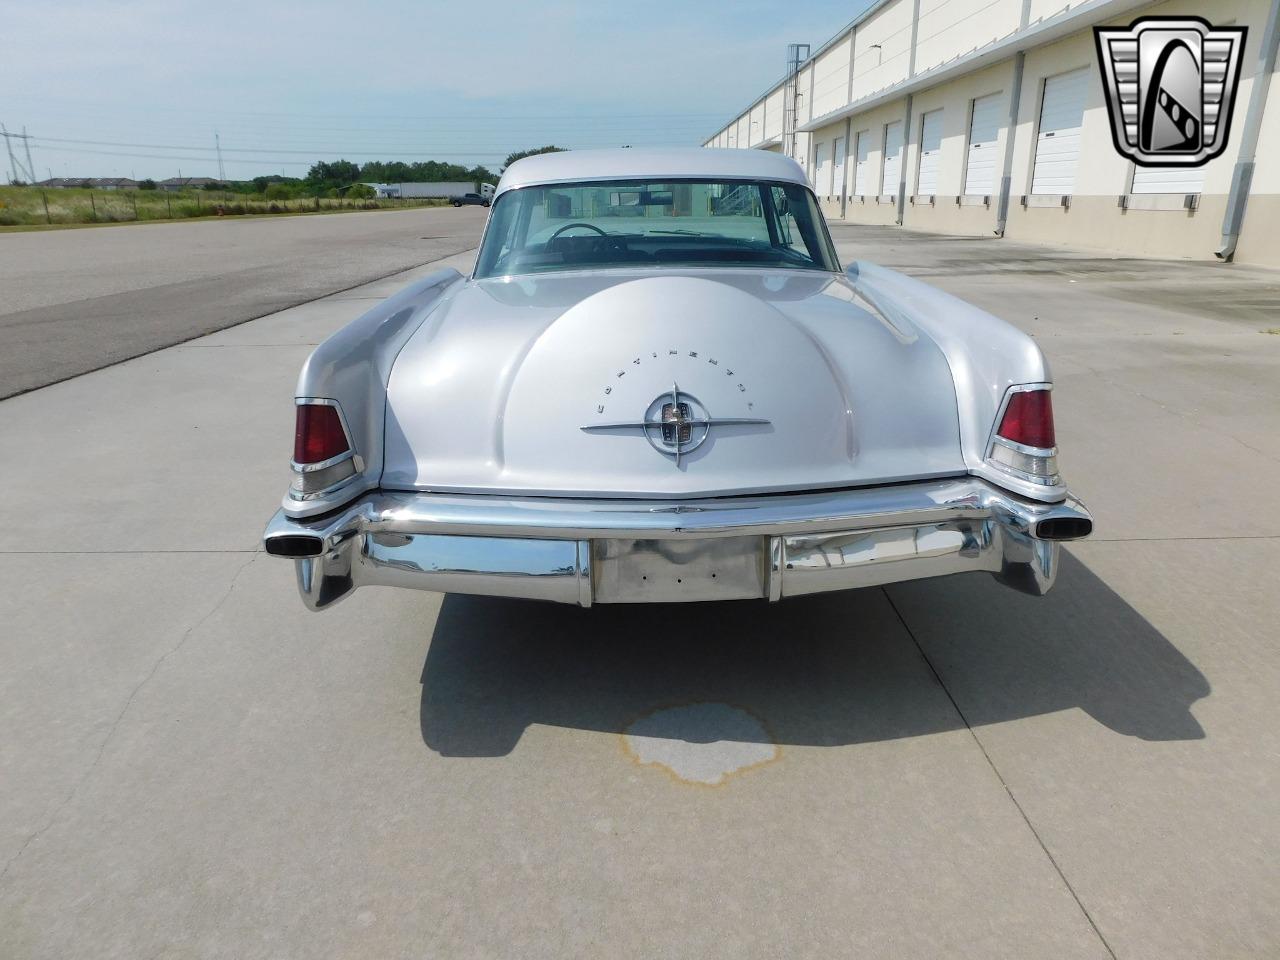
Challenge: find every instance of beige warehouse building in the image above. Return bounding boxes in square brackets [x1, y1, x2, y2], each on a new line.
[706, 0, 1280, 266]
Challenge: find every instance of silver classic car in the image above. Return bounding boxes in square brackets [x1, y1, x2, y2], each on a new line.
[263, 148, 1092, 610]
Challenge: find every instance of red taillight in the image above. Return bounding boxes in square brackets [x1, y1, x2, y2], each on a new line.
[293, 404, 349, 464]
[997, 389, 1055, 449]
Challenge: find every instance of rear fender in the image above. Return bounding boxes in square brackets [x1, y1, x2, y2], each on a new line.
[847, 261, 1062, 502]
[286, 267, 464, 518]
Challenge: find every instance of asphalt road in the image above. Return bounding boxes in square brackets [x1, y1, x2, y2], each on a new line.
[0, 206, 488, 398]
[2, 220, 1279, 959]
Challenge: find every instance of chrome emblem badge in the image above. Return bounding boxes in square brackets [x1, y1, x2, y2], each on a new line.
[581, 384, 770, 465]
[1094, 17, 1247, 168]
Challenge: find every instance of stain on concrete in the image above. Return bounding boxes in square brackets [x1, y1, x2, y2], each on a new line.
[622, 703, 779, 786]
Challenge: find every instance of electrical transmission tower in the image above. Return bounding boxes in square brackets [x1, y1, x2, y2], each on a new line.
[22, 127, 35, 183]
[0, 123, 38, 183]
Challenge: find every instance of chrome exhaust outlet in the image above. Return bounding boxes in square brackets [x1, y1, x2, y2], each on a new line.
[264, 534, 325, 558]
[1034, 516, 1093, 541]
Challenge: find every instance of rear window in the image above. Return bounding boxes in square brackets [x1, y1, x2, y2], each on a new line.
[474, 178, 839, 279]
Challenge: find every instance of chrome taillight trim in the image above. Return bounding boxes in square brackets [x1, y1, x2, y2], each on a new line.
[289, 465, 365, 502]
[290, 398, 364, 501]
[990, 435, 1056, 459]
[291, 450, 359, 474]
[985, 383, 1061, 487]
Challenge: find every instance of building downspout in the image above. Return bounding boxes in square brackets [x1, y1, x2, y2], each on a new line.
[842, 116, 852, 218]
[842, 23, 857, 220]
[908, 0, 921, 77]
[996, 51, 1027, 237]
[1217, 0, 1280, 261]
[897, 0, 922, 227]
[898, 94, 913, 225]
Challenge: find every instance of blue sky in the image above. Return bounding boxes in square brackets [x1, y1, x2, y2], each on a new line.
[2, 0, 874, 181]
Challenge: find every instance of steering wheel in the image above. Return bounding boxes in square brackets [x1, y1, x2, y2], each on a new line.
[549, 222, 609, 239]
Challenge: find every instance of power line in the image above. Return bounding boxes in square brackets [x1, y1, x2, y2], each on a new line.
[12, 98, 728, 122]
[25, 120, 718, 143]
[29, 135, 674, 155]
[32, 144, 511, 166]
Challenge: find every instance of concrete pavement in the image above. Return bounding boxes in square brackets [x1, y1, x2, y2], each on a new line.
[0, 206, 488, 399]
[2, 225, 1278, 959]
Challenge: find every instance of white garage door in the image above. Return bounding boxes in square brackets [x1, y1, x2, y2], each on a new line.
[917, 109, 944, 196]
[813, 141, 828, 194]
[832, 137, 846, 200]
[964, 93, 1002, 196]
[853, 131, 872, 196]
[1032, 69, 1090, 195]
[1132, 165, 1206, 194]
[881, 121, 903, 198]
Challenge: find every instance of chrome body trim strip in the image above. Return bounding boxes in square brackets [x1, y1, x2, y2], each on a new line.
[292, 450, 358, 475]
[287, 465, 366, 503]
[263, 477, 1092, 611]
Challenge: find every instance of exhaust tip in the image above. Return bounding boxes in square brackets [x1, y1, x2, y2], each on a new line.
[1035, 517, 1093, 541]
[265, 534, 325, 558]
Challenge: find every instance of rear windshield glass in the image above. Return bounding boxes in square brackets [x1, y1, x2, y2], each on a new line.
[474, 178, 839, 279]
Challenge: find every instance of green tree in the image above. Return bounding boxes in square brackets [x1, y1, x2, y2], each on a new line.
[138, 178, 157, 190]
[346, 182, 375, 199]
[306, 160, 360, 186]
[502, 145, 568, 172]
[252, 175, 296, 193]
[358, 161, 388, 183]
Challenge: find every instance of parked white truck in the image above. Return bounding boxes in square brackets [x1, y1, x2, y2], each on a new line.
[372, 181, 495, 201]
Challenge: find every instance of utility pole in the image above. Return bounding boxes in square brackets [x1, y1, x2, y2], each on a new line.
[215, 131, 225, 182]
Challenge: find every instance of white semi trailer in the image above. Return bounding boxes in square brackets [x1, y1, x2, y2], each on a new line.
[373, 181, 495, 200]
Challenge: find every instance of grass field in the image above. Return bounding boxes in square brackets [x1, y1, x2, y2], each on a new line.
[0, 186, 447, 228]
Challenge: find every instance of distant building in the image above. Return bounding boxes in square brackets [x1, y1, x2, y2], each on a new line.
[157, 177, 222, 192]
[35, 177, 138, 190]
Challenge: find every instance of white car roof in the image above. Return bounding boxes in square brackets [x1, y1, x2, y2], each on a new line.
[495, 148, 809, 196]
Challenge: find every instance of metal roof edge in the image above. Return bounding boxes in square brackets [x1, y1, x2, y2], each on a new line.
[495, 147, 808, 195]
[796, 0, 1150, 133]
[703, 0, 899, 144]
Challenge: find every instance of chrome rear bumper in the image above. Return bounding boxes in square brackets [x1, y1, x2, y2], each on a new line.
[262, 479, 1092, 611]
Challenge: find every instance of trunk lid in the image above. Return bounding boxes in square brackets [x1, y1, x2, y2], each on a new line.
[383, 269, 963, 498]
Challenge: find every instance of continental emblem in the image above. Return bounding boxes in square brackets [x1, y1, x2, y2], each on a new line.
[1094, 16, 1247, 167]
[580, 384, 769, 465]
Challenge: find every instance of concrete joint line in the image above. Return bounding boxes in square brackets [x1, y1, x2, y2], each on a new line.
[0, 548, 260, 555]
[1085, 535, 1280, 543]
[0, 551, 262, 885]
[1080, 364, 1280, 467]
[177, 343, 323, 349]
[883, 588, 1120, 960]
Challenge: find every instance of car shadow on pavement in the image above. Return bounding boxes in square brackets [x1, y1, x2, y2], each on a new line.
[419, 550, 1208, 757]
